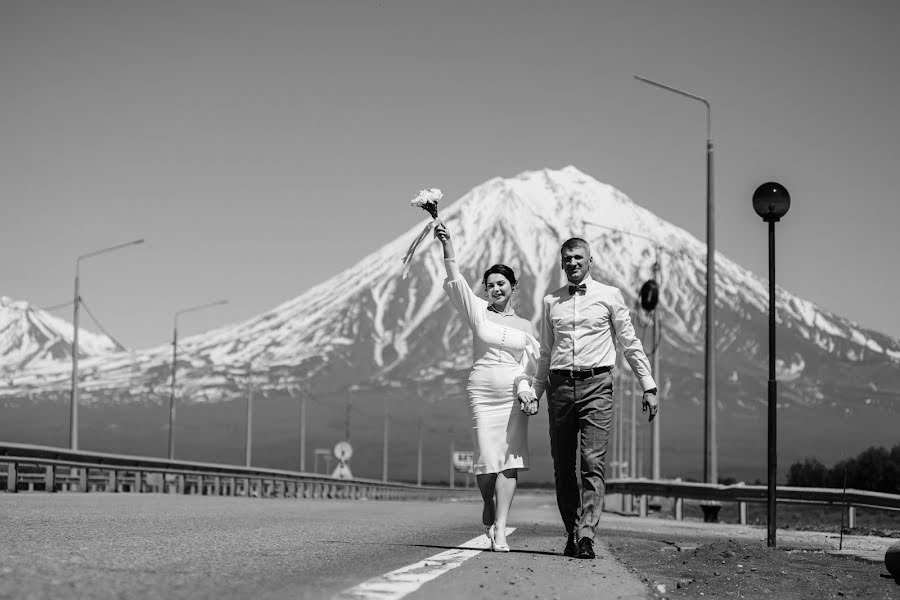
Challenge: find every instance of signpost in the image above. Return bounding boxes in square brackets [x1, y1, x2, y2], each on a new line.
[332, 441, 353, 479]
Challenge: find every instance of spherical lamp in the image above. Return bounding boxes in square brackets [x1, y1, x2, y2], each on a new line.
[752, 182, 791, 223]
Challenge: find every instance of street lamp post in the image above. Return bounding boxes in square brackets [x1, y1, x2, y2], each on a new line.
[382, 397, 390, 482]
[651, 257, 662, 480]
[245, 363, 253, 468]
[586, 220, 664, 479]
[69, 238, 145, 450]
[635, 75, 717, 484]
[299, 383, 307, 472]
[753, 181, 791, 548]
[169, 299, 227, 460]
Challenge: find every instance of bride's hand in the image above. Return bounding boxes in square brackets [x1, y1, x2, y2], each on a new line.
[517, 390, 538, 415]
[433, 220, 450, 242]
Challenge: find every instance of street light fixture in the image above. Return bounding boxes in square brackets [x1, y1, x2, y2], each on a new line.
[634, 74, 717, 485]
[753, 181, 791, 548]
[168, 299, 227, 460]
[69, 238, 145, 450]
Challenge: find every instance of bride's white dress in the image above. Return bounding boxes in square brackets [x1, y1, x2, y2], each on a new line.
[443, 259, 539, 474]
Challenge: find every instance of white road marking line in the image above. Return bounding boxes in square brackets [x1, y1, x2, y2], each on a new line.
[334, 527, 516, 600]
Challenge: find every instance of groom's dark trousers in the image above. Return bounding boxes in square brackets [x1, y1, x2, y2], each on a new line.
[547, 369, 614, 541]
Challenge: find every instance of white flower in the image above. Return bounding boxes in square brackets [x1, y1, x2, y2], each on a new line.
[410, 188, 442, 207]
[410, 188, 442, 219]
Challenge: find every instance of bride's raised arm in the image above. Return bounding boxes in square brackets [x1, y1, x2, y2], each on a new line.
[435, 220, 482, 329]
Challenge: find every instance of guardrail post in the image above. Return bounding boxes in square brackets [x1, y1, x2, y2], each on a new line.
[6, 462, 17, 493]
[213, 476, 220, 496]
[847, 505, 856, 529]
[109, 470, 118, 493]
[133, 472, 142, 493]
[739, 501, 748, 525]
[639, 494, 648, 517]
[674, 497, 683, 521]
[79, 468, 88, 493]
[45, 465, 56, 493]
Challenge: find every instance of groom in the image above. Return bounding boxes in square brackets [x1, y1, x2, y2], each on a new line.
[527, 237, 658, 559]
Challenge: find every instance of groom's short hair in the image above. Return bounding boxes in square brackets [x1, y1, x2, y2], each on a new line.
[561, 237, 591, 257]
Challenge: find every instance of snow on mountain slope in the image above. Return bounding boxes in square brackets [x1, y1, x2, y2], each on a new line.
[2, 166, 898, 411]
[0, 296, 120, 372]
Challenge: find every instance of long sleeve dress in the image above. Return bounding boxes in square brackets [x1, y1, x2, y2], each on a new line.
[442, 258, 540, 474]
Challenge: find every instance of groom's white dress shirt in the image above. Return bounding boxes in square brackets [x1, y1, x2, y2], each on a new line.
[532, 274, 656, 400]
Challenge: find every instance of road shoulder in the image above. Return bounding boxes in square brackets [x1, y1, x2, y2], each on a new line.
[411, 523, 648, 600]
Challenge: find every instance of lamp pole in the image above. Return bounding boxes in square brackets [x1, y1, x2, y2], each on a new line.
[652, 252, 662, 480]
[299, 383, 307, 472]
[69, 238, 145, 450]
[417, 414, 424, 486]
[585, 220, 664, 479]
[753, 182, 791, 548]
[382, 397, 390, 482]
[168, 299, 227, 460]
[635, 75, 716, 484]
[245, 363, 253, 468]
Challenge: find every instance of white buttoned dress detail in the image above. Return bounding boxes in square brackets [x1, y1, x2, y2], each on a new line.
[443, 259, 539, 474]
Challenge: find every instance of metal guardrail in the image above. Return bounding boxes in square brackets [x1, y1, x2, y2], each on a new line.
[4, 442, 898, 524]
[606, 478, 900, 528]
[0, 442, 476, 501]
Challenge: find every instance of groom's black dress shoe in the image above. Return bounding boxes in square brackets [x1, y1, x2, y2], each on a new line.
[563, 533, 577, 557]
[575, 537, 595, 559]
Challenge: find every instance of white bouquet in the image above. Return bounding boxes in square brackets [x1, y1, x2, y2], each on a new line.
[410, 188, 442, 220]
[400, 188, 444, 279]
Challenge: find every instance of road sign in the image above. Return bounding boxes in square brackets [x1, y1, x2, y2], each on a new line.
[334, 441, 353, 462]
[332, 441, 353, 479]
[452, 450, 474, 473]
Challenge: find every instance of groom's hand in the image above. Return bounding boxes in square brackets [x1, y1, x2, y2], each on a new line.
[642, 389, 659, 422]
[517, 390, 538, 416]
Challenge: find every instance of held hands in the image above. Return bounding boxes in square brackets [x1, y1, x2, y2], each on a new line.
[517, 390, 539, 416]
[642, 390, 659, 422]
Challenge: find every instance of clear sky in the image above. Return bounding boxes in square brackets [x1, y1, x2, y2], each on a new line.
[2, 0, 899, 349]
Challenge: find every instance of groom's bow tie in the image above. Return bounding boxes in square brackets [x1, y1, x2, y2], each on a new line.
[568, 283, 587, 295]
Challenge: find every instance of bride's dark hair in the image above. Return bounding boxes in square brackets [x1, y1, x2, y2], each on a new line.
[482, 264, 518, 288]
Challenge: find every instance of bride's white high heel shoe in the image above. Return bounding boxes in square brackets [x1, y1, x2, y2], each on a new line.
[491, 527, 510, 552]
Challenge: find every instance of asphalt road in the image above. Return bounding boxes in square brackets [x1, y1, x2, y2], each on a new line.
[0, 491, 647, 600]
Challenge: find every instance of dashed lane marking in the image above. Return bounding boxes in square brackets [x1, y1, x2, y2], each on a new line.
[334, 527, 516, 599]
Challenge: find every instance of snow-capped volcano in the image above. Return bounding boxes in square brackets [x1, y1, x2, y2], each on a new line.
[2, 166, 898, 481]
[0, 296, 120, 372]
[2, 166, 899, 407]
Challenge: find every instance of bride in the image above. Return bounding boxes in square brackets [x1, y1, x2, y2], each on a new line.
[434, 219, 539, 552]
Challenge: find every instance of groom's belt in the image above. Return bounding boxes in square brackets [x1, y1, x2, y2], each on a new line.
[550, 366, 612, 379]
